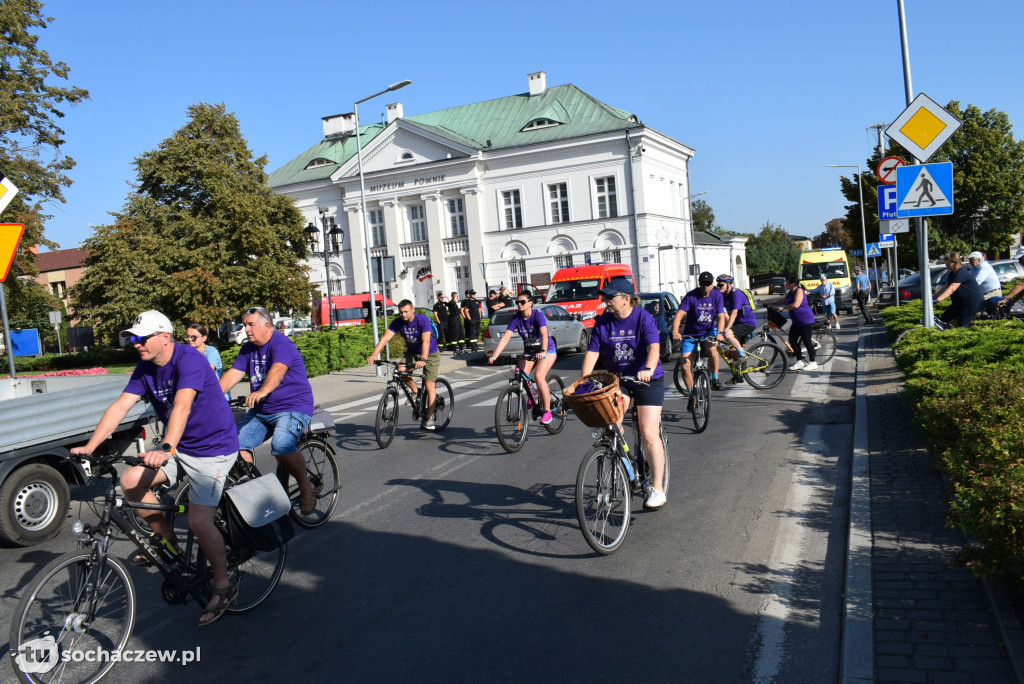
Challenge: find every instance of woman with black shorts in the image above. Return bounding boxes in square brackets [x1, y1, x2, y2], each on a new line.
[580, 284, 667, 510]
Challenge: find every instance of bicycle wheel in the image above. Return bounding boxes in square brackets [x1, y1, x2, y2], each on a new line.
[173, 483, 287, 614]
[672, 355, 687, 395]
[543, 375, 567, 435]
[494, 385, 529, 453]
[374, 388, 400, 449]
[278, 437, 339, 529]
[9, 551, 136, 684]
[692, 368, 711, 433]
[429, 377, 455, 431]
[812, 328, 837, 364]
[742, 341, 788, 390]
[575, 447, 631, 555]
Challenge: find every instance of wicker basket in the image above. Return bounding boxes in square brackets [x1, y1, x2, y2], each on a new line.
[563, 372, 626, 428]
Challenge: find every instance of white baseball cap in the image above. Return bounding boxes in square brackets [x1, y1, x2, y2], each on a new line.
[122, 310, 173, 337]
[967, 251, 984, 261]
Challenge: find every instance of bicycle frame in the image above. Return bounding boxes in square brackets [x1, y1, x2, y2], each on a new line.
[591, 385, 650, 490]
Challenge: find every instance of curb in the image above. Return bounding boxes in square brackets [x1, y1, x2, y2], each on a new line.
[841, 326, 874, 683]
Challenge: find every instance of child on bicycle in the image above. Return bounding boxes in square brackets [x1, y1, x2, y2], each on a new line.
[580, 284, 667, 510]
[487, 295, 557, 424]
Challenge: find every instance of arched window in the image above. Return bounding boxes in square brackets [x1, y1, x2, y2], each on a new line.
[304, 157, 335, 169]
[520, 118, 560, 132]
[396, 151, 415, 163]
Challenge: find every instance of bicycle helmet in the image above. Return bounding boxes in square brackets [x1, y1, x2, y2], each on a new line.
[716, 274, 734, 284]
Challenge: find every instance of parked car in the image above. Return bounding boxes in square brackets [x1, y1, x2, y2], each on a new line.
[229, 323, 247, 345]
[769, 277, 787, 295]
[877, 265, 949, 308]
[276, 317, 312, 337]
[989, 258, 1024, 284]
[638, 291, 681, 361]
[483, 304, 589, 359]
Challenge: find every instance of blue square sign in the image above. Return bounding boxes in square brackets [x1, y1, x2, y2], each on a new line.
[878, 185, 899, 220]
[896, 162, 954, 218]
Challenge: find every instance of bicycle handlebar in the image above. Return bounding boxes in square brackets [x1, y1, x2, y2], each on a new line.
[69, 452, 156, 471]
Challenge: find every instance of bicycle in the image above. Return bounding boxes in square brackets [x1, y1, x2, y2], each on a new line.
[8, 452, 285, 684]
[570, 374, 670, 555]
[227, 398, 340, 529]
[492, 349, 567, 453]
[759, 306, 837, 364]
[373, 360, 454, 449]
[891, 315, 950, 359]
[674, 332, 788, 391]
[670, 334, 713, 433]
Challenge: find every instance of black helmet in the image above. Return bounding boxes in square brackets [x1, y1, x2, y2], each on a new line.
[698, 271, 715, 286]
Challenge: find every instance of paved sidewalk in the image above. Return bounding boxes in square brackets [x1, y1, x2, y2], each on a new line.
[846, 323, 1022, 683]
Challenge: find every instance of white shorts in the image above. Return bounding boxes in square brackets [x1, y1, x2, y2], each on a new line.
[160, 452, 237, 507]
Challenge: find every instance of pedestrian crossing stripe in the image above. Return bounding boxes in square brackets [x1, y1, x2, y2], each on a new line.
[895, 162, 954, 218]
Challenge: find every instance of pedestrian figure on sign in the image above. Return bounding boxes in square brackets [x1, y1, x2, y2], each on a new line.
[914, 177, 936, 207]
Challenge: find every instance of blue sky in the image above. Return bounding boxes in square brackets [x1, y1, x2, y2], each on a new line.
[31, 0, 1024, 250]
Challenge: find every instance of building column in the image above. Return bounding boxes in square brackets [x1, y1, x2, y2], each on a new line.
[462, 187, 486, 293]
[422, 191, 446, 295]
[381, 198, 405, 299]
[344, 204, 369, 293]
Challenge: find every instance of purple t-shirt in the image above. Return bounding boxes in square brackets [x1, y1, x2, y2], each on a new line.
[232, 333, 314, 415]
[124, 343, 239, 458]
[680, 288, 727, 336]
[726, 289, 757, 327]
[786, 288, 817, 326]
[507, 310, 556, 354]
[388, 313, 440, 355]
[588, 307, 664, 380]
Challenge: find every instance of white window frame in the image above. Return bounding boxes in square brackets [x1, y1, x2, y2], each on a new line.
[407, 203, 427, 243]
[593, 175, 619, 219]
[547, 181, 570, 225]
[446, 197, 467, 237]
[554, 253, 573, 269]
[500, 189, 523, 230]
[367, 209, 386, 248]
[507, 258, 527, 288]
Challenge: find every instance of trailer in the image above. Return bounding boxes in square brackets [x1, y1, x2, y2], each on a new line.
[0, 374, 152, 546]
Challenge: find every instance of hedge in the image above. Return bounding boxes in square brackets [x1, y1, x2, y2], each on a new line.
[884, 300, 1024, 581]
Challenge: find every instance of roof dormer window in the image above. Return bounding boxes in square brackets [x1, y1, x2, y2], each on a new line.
[304, 157, 335, 169]
[395, 151, 415, 164]
[520, 118, 560, 132]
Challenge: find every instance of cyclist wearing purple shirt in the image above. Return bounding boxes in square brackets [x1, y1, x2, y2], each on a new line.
[71, 310, 238, 626]
[368, 299, 442, 430]
[716, 274, 755, 359]
[580, 284, 667, 510]
[672, 271, 728, 395]
[767, 275, 818, 371]
[487, 295, 557, 424]
[221, 306, 317, 515]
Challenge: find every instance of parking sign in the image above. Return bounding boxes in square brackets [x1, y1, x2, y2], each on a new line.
[877, 185, 899, 221]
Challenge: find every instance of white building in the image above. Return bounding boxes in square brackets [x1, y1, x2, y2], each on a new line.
[269, 72, 748, 306]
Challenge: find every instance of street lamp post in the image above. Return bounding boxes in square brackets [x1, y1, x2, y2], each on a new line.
[305, 209, 344, 328]
[354, 79, 412, 375]
[827, 164, 870, 289]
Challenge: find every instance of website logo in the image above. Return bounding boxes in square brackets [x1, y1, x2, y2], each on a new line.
[14, 634, 59, 674]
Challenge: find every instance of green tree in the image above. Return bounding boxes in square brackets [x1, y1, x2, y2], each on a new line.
[0, 1, 88, 298]
[692, 198, 725, 235]
[72, 103, 312, 343]
[745, 221, 801, 276]
[812, 218, 853, 250]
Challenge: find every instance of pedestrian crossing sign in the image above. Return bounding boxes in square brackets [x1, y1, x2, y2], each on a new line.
[895, 162, 953, 218]
[866, 243, 882, 258]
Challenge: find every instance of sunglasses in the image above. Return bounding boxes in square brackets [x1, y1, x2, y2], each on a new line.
[186, 334, 200, 342]
[128, 333, 156, 345]
[716, 282, 727, 288]
[517, 300, 530, 306]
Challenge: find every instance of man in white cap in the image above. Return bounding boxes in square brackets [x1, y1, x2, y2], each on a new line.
[71, 310, 239, 626]
[966, 251, 1002, 300]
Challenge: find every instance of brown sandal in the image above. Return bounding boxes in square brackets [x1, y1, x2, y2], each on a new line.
[130, 554, 153, 567]
[198, 584, 237, 627]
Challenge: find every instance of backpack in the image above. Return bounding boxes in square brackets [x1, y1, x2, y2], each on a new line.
[736, 288, 756, 318]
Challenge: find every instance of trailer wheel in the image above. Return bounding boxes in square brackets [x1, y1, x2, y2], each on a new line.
[0, 463, 70, 546]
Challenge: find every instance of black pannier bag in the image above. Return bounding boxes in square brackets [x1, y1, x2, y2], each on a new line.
[222, 473, 294, 552]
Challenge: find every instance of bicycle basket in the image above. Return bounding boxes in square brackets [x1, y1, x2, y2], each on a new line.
[767, 308, 788, 328]
[563, 372, 625, 428]
[222, 473, 294, 552]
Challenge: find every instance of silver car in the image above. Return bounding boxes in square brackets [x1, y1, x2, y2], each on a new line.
[483, 304, 590, 359]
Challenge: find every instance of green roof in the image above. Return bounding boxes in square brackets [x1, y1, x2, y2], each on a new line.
[269, 84, 641, 189]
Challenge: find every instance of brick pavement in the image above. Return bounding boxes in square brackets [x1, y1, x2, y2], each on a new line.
[862, 324, 1019, 683]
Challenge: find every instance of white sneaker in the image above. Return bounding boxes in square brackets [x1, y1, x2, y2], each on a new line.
[834, 323, 841, 330]
[644, 487, 667, 510]
[804, 361, 819, 371]
[790, 360, 806, 371]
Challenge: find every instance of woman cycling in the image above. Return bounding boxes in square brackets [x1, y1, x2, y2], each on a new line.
[187, 323, 229, 399]
[580, 284, 667, 510]
[768, 275, 818, 371]
[488, 294, 556, 424]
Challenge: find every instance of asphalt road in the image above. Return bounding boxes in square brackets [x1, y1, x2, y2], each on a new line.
[2, 324, 857, 683]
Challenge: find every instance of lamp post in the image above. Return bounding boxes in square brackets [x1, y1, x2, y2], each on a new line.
[305, 209, 344, 328]
[354, 80, 412, 374]
[827, 164, 870, 287]
[681, 190, 708, 288]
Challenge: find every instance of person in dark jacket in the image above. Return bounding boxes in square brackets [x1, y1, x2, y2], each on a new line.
[461, 289, 482, 352]
[446, 291, 465, 353]
[432, 293, 449, 349]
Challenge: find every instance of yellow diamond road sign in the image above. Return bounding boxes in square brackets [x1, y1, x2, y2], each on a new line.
[886, 93, 962, 163]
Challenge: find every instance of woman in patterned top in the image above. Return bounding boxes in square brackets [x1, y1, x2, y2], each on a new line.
[487, 295, 557, 424]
